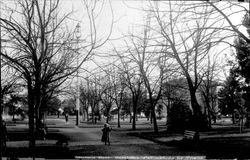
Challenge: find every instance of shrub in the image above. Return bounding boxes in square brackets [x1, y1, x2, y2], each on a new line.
[167, 101, 192, 131]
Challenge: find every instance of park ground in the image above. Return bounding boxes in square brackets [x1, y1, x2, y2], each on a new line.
[1, 116, 250, 160]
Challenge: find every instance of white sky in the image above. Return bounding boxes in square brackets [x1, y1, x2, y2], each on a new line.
[1, 0, 249, 97]
[58, 1, 249, 79]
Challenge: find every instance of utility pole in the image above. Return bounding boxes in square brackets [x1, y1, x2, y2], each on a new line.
[0, 5, 3, 159]
[75, 23, 81, 126]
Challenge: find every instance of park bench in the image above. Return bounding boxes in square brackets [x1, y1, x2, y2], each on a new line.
[184, 130, 199, 141]
[36, 122, 48, 140]
[36, 127, 47, 140]
[183, 130, 199, 147]
[56, 137, 69, 147]
[1, 136, 7, 149]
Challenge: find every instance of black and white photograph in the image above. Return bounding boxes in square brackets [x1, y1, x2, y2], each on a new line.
[0, 0, 250, 159]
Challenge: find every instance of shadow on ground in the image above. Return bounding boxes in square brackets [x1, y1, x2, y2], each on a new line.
[3, 146, 74, 159]
[163, 138, 250, 159]
[3, 131, 73, 159]
[130, 126, 250, 159]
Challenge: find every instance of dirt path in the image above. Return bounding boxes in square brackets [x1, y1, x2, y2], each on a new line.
[58, 124, 203, 157]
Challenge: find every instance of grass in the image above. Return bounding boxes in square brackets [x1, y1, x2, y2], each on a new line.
[2, 116, 250, 159]
[128, 123, 250, 159]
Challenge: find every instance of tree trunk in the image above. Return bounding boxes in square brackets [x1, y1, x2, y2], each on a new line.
[191, 94, 201, 116]
[246, 100, 250, 128]
[0, 80, 3, 156]
[190, 89, 203, 131]
[150, 102, 158, 133]
[230, 96, 236, 124]
[92, 106, 94, 123]
[84, 101, 88, 121]
[166, 98, 171, 125]
[151, 108, 158, 133]
[204, 97, 212, 129]
[83, 111, 86, 121]
[129, 113, 132, 123]
[28, 82, 35, 150]
[246, 111, 250, 128]
[207, 108, 212, 129]
[132, 102, 137, 130]
[82, 107, 87, 122]
[86, 108, 89, 121]
[34, 83, 42, 133]
[117, 107, 121, 128]
[240, 115, 244, 133]
[232, 112, 235, 124]
[106, 115, 109, 123]
[12, 113, 15, 122]
[0, 96, 3, 157]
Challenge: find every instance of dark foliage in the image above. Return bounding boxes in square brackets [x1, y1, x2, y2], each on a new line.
[234, 14, 250, 85]
[44, 96, 61, 115]
[233, 13, 250, 127]
[218, 70, 241, 115]
[167, 101, 192, 131]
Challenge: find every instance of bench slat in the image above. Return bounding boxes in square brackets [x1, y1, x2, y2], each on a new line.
[184, 130, 196, 139]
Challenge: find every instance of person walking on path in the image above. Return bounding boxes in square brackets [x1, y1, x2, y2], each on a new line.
[1, 120, 7, 148]
[101, 123, 112, 145]
[63, 112, 69, 123]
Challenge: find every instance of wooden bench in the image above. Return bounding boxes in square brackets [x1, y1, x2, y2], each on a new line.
[56, 138, 69, 147]
[1, 137, 7, 148]
[36, 124, 48, 140]
[184, 130, 199, 141]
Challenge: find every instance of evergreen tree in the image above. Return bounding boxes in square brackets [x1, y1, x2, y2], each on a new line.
[218, 70, 241, 124]
[234, 13, 250, 127]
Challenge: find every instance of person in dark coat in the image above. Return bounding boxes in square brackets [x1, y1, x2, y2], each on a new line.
[63, 112, 69, 123]
[101, 123, 112, 145]
[1, 120, 7, 148]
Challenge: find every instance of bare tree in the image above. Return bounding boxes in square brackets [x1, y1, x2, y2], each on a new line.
[114, 11, 176, 132]
[113, 51, 143, 130]
[79, 84, 90, 121]
[207, 1, 249, 43]
[198, 52, 222, 128]
[0, 0, 113, 149]
[149, 1, 225, 130]
[98, 71, 115, 123]
[86, 76, 100, 123]
[91, 59, 128, 127]
[1, 67, 21, 119]
[113, 72, 126, 128]
[207, 1, 250, 128]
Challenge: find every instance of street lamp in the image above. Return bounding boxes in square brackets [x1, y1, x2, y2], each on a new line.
[75, 23, 81, 126]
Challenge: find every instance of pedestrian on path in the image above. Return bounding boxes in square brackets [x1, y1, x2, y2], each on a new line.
[101, 123, 112, 145]
[63, 112, 69, 123]
[1, 120, 7, 148]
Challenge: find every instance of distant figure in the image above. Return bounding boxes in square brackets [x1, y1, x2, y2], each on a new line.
[94, 116, 97, 124]
[101, 123, 112, 145]
[65, 113, 69, 123]
[57, 110, 60, 118]
[37, 120, 47, 140]
[1, 120, 7, 148]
